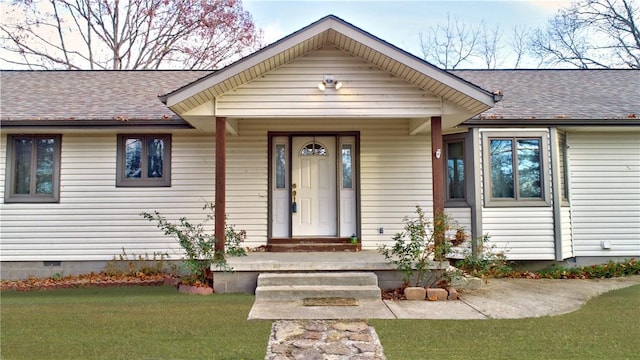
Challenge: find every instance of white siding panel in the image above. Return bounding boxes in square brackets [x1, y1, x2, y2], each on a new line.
[569, 132, 640, 257]
[215, 46, 441, 118]
[560, 206, 574, 259]
[1, 119, 434, 260]
[482, 208, 556, 259]
[1, 134, 219, 261]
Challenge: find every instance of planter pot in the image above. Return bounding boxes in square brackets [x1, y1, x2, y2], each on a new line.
[404, 286, 426, 300]
[178, 284, 213, 295]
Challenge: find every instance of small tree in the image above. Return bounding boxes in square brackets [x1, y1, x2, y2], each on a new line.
[141, 202, 246, 287]
[379, 206, 457, 287]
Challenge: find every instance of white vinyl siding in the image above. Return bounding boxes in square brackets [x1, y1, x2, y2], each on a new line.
[215, 45, 442, 119]
[560, 207, 574, 258]
[482, 207, 555, 259]
[568, 132, 640, 257]
[1, 134, 217, 261]
[1, 119, 432, 260]
[478, 129, 556, 260]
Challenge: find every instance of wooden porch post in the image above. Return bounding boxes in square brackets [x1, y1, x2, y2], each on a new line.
[215, 117, 226, 254]
[431, 116, 445, 259]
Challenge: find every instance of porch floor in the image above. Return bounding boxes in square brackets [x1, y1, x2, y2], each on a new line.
[224, 250, 395, 272]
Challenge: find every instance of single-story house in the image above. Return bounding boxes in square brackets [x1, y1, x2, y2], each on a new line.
[1, 15, 638, 280]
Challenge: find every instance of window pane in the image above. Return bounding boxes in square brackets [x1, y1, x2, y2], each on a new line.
[517, 139, 542, 198]
[146, 138, 164, 178]
[301, 143, 326, 156]
[14, 138, 33, 194]
[35, 138, 55, 194]
[125, 138, 142, 178]
[447, 141, 465, 199]
[275, 144, 286, 189]
[342, 144, 353, 189]
[490, 139, 514, 198]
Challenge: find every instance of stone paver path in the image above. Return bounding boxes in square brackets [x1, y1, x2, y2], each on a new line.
[265, 320, 386, 360]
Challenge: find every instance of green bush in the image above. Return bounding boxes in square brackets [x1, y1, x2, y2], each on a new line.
[141, 202, 246, 286]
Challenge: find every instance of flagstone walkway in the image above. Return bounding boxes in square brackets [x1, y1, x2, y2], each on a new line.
[265, 320, 386, 360]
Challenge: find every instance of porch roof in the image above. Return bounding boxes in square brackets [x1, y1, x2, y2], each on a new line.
[159, 15, 496, 119]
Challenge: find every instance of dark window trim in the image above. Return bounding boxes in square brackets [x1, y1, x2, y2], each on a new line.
[482, 131, 551, 207]
[4, 134, 61, 203]
[116, 134, 171, 187]
[444, 132, 472, 207]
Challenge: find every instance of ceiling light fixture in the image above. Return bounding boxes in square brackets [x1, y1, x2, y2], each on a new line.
[318, 75, 342, 91]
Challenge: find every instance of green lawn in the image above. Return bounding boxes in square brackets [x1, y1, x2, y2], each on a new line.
[2, 284, 639, 359]
[372, 284, 640, 359]
[0, 286, 272, 360]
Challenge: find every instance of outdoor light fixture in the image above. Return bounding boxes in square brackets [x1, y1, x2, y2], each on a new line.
[318, 75, 342, 91]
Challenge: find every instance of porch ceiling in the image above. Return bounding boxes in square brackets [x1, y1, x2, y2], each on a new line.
[161, 16, 495, 121]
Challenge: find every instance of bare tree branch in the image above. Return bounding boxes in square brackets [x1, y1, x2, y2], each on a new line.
[0, 0, 263, 69]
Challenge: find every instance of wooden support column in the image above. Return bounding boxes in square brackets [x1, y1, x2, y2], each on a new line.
[215, 117, 226, 254]
[431, 116, 445, 259]
[431, 116, 444, 217]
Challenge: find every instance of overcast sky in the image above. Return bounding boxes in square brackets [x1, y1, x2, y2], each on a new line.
[245, 0, 570, 67]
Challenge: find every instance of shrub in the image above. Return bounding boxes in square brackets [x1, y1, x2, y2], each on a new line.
[104, 249, 176, 277]
[141, 202, 246, 287]
[455, 234, 513, 278]
[379, 206, 457, 287]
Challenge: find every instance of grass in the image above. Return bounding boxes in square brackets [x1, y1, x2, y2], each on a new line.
[2, 284, 639, 359]
[0, 286, 272, 360]
[372, 284, 640, 359]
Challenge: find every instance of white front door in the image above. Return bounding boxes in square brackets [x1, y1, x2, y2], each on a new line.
[291, 136, 337, 236]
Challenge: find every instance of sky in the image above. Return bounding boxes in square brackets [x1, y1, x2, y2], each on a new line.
[244, 0, 571, 67]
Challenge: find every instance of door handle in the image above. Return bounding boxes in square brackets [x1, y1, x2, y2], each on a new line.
[291, 183, 297, 213]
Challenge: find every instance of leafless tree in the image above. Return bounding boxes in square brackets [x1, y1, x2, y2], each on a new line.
[530, 0, 640, 68]
[477, 21, 503, 69]
[508, 25, 532, 68]
[419, 14, 480, 69]
[0, 0, 263, 70]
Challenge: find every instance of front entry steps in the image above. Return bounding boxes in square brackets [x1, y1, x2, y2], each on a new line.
[268, 238, 362, 252]
[254, 272, 381, 301]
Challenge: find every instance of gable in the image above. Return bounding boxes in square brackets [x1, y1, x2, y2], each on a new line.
[161, 15, 495, 126]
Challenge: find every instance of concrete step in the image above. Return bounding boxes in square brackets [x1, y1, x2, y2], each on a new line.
[257, 272, 378, 287]
[255, 272, 382, 301]
[255, 284, 382, 300]
[268, 243, 361, 252]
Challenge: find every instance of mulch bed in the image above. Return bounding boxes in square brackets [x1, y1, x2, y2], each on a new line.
[0, 273, 173, 292]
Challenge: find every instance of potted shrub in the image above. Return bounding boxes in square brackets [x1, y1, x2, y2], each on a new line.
[379, 206, 455, 300]
[142, 202, 246, 294]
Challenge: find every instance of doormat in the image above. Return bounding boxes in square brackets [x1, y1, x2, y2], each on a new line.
[303, 297, 359, 306]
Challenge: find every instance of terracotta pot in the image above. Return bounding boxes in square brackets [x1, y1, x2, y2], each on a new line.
[404, 286, 426, 300]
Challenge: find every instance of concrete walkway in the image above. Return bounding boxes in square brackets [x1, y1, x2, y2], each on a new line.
[250, 276, 640, 320]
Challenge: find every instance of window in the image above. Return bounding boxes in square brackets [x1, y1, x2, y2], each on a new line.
[447, 140, 465, 200]
[300, 142, 327, 156]
[275, 143, 286, 189]
[341, 144, 353, 189]
[483, 131, 550, 206]
[117, 135, 171, 187]
[444, 133, 471, 206]
[5, 135, 61, 203]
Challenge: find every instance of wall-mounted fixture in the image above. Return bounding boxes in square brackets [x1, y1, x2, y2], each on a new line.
[318, 75, 342, 91]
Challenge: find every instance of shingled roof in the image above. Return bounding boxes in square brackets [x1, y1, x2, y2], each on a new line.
[0, 70, 210, 126]
[452, 69, 639, 124]
[1, 69, 638, 127]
